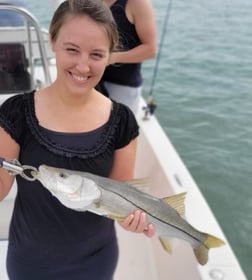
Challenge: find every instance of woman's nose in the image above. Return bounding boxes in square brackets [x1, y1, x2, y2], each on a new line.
[76, 54, 90, 72]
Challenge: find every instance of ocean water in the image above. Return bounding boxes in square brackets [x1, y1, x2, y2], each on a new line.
[22, 0, 252, 278]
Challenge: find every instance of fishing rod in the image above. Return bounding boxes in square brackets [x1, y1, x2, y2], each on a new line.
[143, 0, 173, 118]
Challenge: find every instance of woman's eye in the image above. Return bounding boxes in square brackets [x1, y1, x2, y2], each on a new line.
[66, 48, 78, 54]
[91, 53, 103, 60]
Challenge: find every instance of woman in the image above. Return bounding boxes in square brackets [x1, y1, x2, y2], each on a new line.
[99, 0, 157, 114]
[0, 0, 154, 279]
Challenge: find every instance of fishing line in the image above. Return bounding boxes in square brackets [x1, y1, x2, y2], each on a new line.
[144, 0, 173, 116]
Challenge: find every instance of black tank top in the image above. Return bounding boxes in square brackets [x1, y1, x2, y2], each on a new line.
[102, 0, 142, 87]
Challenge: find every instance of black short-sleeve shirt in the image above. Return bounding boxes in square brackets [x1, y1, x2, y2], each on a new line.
[0, 91, 139, 279]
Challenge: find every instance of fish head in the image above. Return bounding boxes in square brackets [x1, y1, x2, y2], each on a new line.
[34, 165, 101, 210]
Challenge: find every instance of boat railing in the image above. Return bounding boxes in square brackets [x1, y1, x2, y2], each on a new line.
[0, 4, 53, 95]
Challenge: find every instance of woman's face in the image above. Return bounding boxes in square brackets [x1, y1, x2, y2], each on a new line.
[51, 15, 110, 96]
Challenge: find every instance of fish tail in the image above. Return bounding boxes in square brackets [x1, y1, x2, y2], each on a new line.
[194, 233, 225, 265]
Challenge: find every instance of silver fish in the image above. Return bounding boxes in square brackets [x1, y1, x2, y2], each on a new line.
[32, 164, 225, 265]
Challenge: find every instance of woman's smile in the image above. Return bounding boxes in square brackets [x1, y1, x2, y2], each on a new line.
[70, 72, 89, 84]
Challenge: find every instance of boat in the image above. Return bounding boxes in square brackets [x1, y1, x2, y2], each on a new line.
[0, 3, 248, 280]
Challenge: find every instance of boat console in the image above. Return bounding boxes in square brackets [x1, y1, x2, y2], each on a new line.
[0, 42, 31, 93]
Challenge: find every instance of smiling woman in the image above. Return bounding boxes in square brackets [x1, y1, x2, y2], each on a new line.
[0, 0, 154, 279]
[49, 15, 111, 100]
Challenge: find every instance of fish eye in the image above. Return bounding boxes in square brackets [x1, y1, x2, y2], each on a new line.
[59, 173, 66, 178]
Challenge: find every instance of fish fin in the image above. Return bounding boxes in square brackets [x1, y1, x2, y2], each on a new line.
[126, 178, 149, 190]
[107, 214, 126, 221]
[194, 234, 225, 265]
[159, 237, 173, 254]
[162, 192, 187, 216]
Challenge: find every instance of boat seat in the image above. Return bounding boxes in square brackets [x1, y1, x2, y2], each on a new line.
[0, 43, 31, 93]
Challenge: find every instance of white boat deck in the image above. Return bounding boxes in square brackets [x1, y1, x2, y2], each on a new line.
[0, 109, 247, 279]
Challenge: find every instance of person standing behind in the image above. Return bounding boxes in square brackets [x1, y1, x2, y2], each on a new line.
[100, 0, 157, 115]
[0, 0, 154, 279]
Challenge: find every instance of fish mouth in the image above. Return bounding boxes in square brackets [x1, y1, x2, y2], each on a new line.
[32, 165, 49, 180]
[31, 169, 40, 181]
[31, 165, 57, 188]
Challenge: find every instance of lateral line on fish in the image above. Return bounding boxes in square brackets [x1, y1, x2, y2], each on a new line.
[101, 183, 203, 245]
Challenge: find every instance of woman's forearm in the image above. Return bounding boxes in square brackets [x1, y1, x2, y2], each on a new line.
[0, 175, 14, 201]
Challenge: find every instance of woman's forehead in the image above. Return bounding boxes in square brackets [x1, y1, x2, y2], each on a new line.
[59, 16, 107, 38]
[56, 15, 110, 47]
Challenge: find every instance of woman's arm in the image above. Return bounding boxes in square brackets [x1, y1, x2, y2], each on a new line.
[109, 137, 155, 237]
[109, 0, 157, 64]
[109, 138, 137, 181]
[0, 127, 19, 201]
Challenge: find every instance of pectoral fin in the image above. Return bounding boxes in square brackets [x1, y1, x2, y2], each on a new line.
[107, 214, 126, 221]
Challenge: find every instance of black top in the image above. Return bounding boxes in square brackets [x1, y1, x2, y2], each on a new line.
[101, 0, 142, 87]
[0, 91, 139, 279]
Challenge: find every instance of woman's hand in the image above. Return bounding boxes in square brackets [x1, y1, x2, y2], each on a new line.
[118, 209, 155, 237]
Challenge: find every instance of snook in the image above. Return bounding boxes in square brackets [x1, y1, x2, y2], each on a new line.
[32, 164, 225, 265]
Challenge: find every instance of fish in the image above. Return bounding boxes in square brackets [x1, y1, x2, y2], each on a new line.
[32, 164, 225, 265]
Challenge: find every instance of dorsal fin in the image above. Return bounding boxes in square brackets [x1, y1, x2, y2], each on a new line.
[162, 192, 186, 215]
[126, 177, 149, 191]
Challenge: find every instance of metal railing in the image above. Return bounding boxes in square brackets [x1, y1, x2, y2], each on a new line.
[0, 5, 52, 91]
